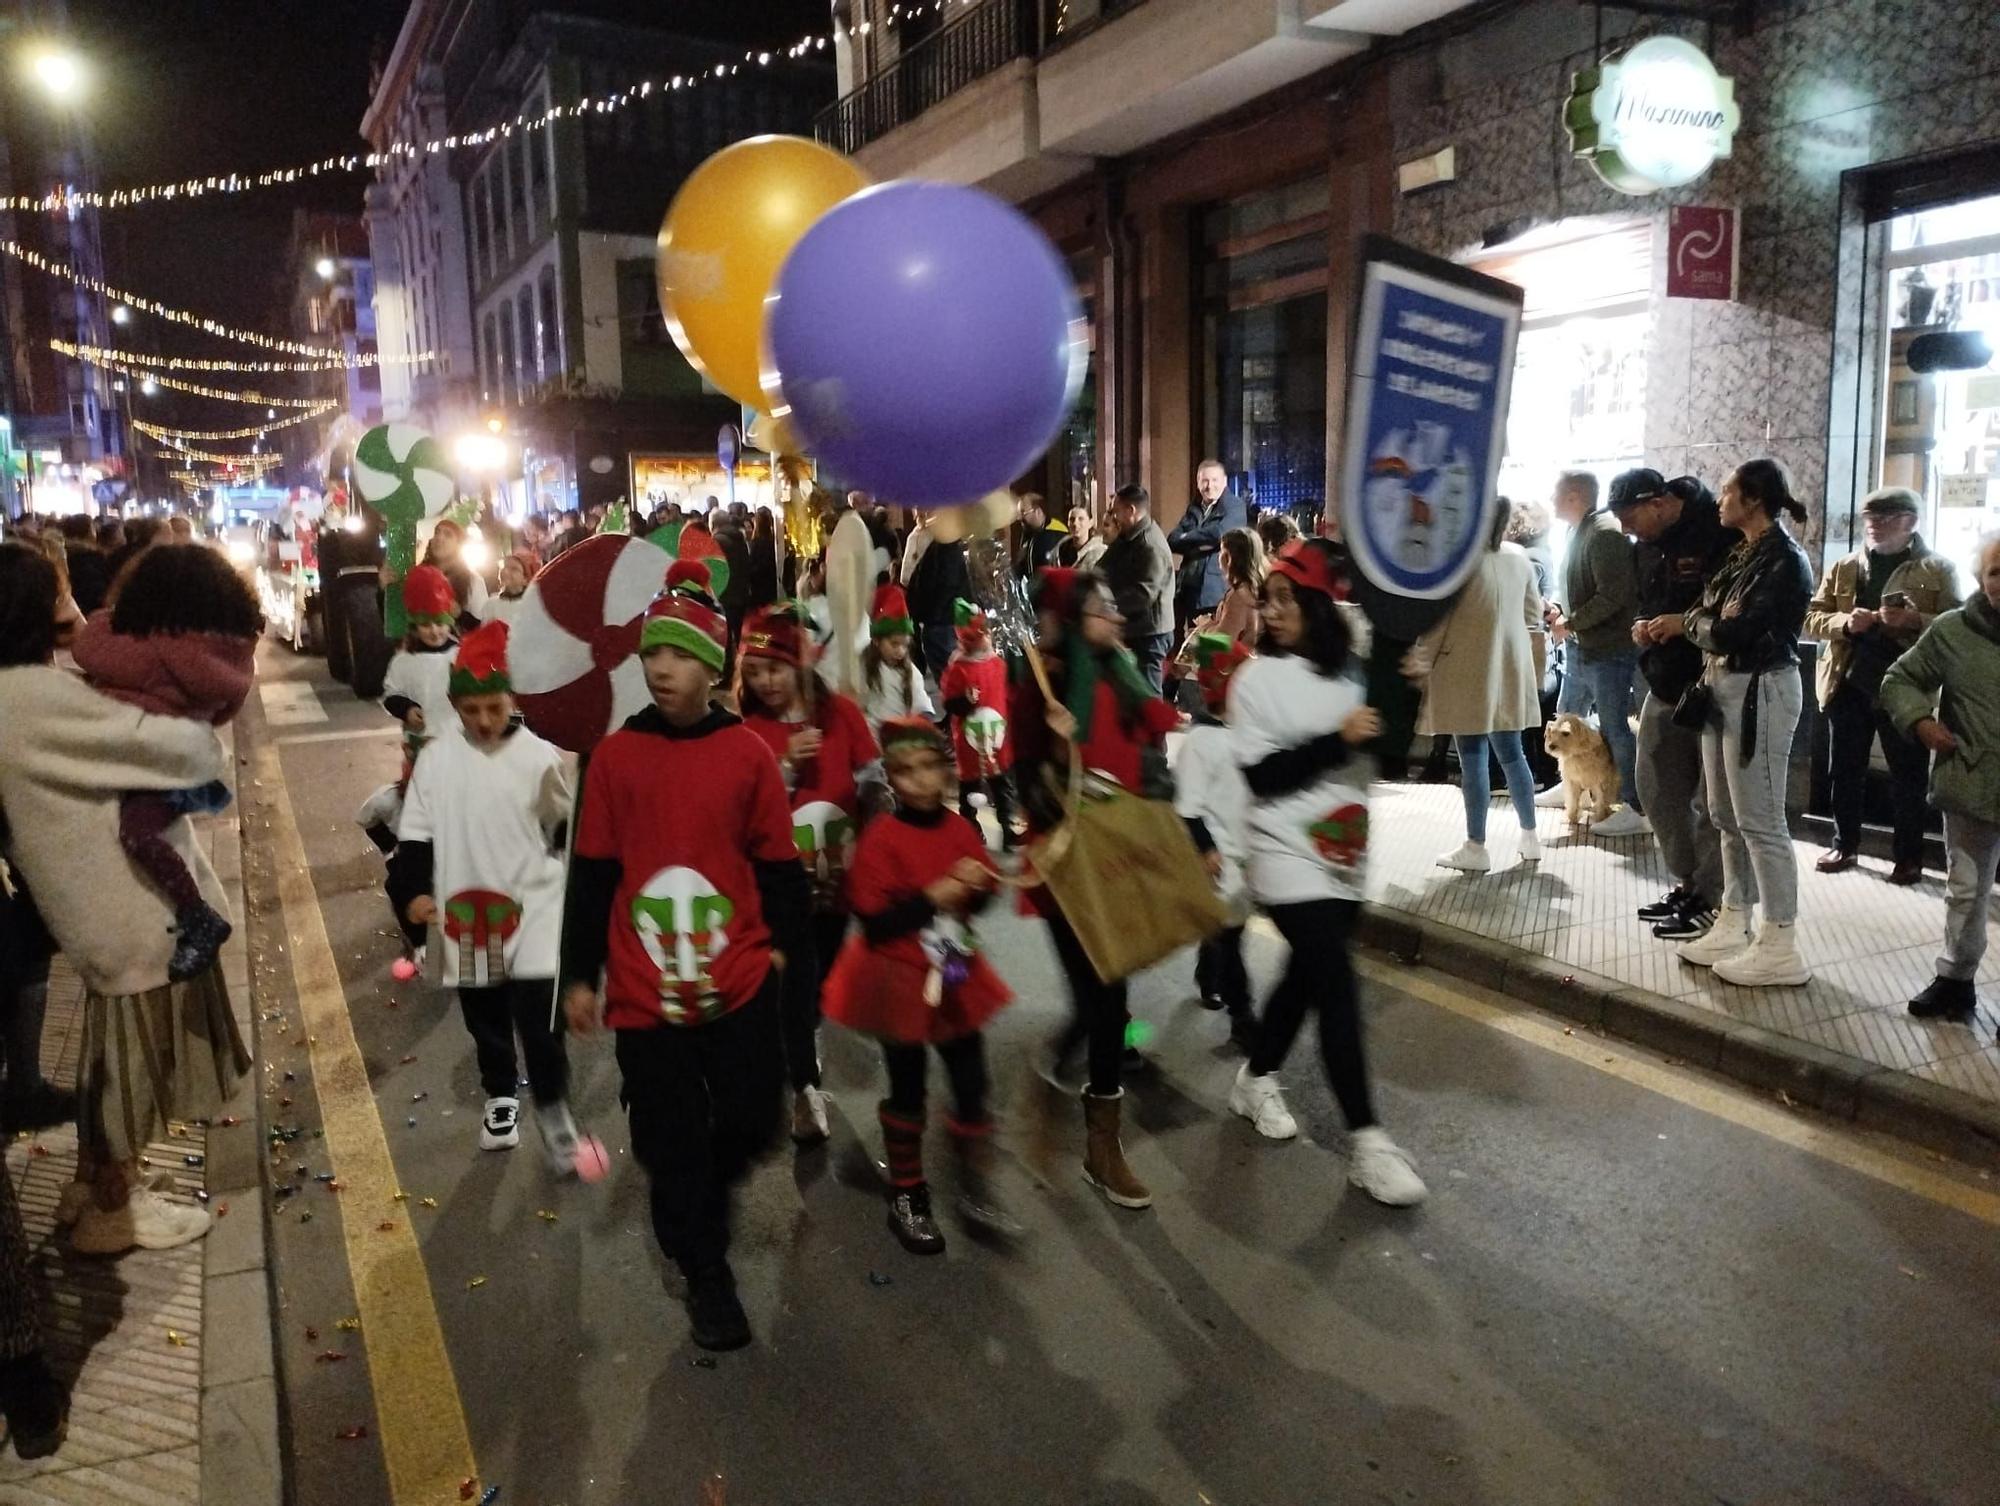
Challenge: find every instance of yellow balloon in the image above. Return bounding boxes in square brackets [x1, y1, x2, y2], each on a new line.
[657, 136, 868, 410]
[747, 409, 807, 458]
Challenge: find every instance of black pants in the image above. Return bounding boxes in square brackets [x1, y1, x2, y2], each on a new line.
[783, 910, 843, 1092]
[0, 888, 55, 1114]
[327, 574, 391, 698]
[457, 979, 569, 1106]
[1194, 925, 1251, 1016]
[958, 772, 1016, 840]
[615, 975, 784, 1274]
[1046, 905, 1128, 1096]
[1248, 899, 1376, 1131]
[1827, 682, 1929, 865]
[882, 1032, 989, 1124]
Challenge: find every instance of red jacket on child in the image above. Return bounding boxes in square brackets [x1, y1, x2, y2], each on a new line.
[73, 611, 256, 724]
[821, 804, 1010, 1044]
[940, 650, 1012, 780]
[740, 690, 879, 911]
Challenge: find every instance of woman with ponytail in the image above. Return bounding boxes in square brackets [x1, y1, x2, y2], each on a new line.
[1674, 458, 1816, 986]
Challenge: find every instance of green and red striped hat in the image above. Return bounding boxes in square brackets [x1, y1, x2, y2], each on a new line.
[639, 559, 728, 673]
[871, 583, 913, 640]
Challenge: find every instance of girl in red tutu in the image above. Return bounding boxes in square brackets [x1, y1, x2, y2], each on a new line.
[823, 717, 1018, 1253]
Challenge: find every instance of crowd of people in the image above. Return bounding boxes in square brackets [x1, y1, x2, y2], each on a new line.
[4, 445, 1997, 1400]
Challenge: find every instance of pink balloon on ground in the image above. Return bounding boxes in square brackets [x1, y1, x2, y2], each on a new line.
[573, 1135, 610, 1183]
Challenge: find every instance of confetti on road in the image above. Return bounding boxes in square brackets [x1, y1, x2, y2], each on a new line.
[335, 1317, 361, 1332]
[467, 1276, 488, 1290]
[166, 1329, 189, 1347]
[336, 1425, 368, 1441]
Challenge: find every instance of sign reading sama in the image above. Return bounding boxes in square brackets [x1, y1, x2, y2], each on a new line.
[1667, 205, 1739, 300]
[1341, 237, 1522, 618]
[1566, 36, 1740, 195]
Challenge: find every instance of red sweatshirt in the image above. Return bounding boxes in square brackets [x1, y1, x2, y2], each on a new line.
[940, 650, 1012, 779]
[740, 691, 879, 911]
[73, 611, 257, 724]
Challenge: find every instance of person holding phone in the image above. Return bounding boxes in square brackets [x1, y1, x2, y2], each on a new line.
[1804, 487, 1960, 883]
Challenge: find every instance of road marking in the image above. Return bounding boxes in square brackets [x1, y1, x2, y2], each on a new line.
[258, 680, 328, 726]
[253, 737, 478, 1500]
[276, 725, 398, 747]
[1354, 953, 2000, 1228]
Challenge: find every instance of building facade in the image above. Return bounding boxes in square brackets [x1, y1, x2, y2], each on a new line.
[279, 212, 381, 489]
[361, 0, 833, 520]
[822, 0, 2000, 582]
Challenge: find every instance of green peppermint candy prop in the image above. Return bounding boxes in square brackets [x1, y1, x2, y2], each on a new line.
[353, 422, 456, 636]
[644, 517, 730, 600]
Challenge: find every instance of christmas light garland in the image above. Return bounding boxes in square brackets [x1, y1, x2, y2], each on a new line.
[0, 0, 982, 214]
[53, 341, 336, 406]
[61, 341, 426, 373]
[12, 245, 386, 357]
[133, 406, 338, 444]
[142, 434, 283, 469]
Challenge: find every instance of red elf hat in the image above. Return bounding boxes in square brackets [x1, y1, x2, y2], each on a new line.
[740, 601, 810, 667]
[1190, 632, 1249, 710]
[449, 620, 512, 698]
[870, 584, 913, 640]
[401, 564, 457, 623]
[639, 559, 728, 673]
[1269, 539, 1341, 601]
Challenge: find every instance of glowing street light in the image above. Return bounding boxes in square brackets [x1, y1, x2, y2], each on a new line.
[30, 49, 83, 101]
[139, 376, 159, 397]
[110, 304, 131, 326]
[455, 432, 506, 472]
[315, 257, 336, 280]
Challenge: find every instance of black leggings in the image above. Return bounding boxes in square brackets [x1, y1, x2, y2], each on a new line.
[881, 1032, 989, 1125]
[1046, 905, 1128, 1096]
[783, 910, 847, 1092]
[457, 979, 569, 1106]
[1248, 899, 1376, 1131]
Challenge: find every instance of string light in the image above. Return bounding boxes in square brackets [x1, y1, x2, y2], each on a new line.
[11, 245, 397, 357]
[142, 434, 283, 469]
[132, 406, 337, 444]
[0, 1, 987, 214]
[62, 341, 427, 373]
[54, 342, 333, 406]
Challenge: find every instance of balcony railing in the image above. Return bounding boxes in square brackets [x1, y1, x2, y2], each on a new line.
[815, 0, 1038, 157]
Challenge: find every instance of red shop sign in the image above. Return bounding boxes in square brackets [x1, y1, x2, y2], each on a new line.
[1666, 206, 1738, 301]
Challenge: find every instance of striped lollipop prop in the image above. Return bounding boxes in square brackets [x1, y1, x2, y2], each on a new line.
[353, 422, 456, 636]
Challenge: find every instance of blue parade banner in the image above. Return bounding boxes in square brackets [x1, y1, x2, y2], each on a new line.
[1341, 236, 1522, 624]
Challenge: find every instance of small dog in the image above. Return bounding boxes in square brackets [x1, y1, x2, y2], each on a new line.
[1544, 713, 1618, 827]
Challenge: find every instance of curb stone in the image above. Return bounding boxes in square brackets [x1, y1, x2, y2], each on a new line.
[1356, 908, 2000, 1173]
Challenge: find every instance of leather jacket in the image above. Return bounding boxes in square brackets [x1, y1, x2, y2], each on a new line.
[1683, 525, 1813, 675]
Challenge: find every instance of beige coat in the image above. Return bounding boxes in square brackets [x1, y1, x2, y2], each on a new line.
[1803, 539, 1960, 708]
[0, 664, 229, 998]
[1408, 544, 1546, 736]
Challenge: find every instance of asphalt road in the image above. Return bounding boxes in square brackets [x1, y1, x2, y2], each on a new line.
[237, 642, 1999, 1506]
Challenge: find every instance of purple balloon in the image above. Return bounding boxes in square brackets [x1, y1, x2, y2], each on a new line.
[763, 181, 1087, 510]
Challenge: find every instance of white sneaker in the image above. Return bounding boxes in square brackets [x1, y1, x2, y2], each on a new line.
[1713, 921, 1812, 987]
[539, 1100, 580, 1175]
[1229, 1064, 1298, 1141]
[480, 1096, 521, 1151]
[1437, 841, 1491, 873]
[791, 1085, 831, 1145]
[1677, 905, 1755, 967]
[1517, 830, 1541, 864]
[58, 1171, 173, 1227]
[1591, 807, 1652, 838]
[1349, 1127, 1427, 1206]
[72, 1187, 211, 1255]
[1533, 785, 1567, 808]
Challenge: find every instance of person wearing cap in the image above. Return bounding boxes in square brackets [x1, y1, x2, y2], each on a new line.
[1616, 470, 1737, 941]
[1227, 538, 1427, 1205]
[1542, 470, 1649, 837]
[558, 560, 814, 1351]
[1804, 486, 1960, 883]
[1881, 530, 2000, 1029]
[1100, 483, 1176, 692]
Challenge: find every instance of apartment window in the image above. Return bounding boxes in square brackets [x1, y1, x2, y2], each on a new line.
[538, 264, 561, 372]
[530, 120, 552, 227]
[497, 306, 517, 405]
[508, 137, 530, 255]
[472, 178, 492, 286]
[517, 288, 537, 390]
[483, 312, 500, 401]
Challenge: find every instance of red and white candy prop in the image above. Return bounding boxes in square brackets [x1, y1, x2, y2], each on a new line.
[509, 533, 675, 754]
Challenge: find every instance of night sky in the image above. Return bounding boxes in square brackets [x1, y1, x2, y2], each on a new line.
[64, 0, 831, 425]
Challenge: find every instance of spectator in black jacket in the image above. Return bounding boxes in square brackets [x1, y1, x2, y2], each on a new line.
[1614, 470, 1738, 943]
[904, 521, 970, 678]
[1100, 484, 1175, 691]
[57, 516, 111, 617]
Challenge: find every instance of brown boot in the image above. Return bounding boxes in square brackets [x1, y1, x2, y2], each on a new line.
[1081, 1090, 1151, 1209]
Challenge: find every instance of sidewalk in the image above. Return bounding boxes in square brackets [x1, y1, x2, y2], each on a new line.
[1357, 783, 2000, 1169]
[0, 790, 278, 1502]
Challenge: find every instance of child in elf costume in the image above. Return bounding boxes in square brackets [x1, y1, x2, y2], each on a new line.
[1172, 633, 1257, 1052]
[939, 599, 1015, 847]
[822, 717, 1018, 1253]
[734, 601, 885, 1147]
[397, 620, 584, 1166]
[857, 584, 935, 735]
[560, 561, 812, 1352]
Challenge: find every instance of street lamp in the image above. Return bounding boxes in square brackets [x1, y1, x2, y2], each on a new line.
[110, 304, 130, 326]
[315, 257, 336, 280]
[29, 49, 83, 101]
[140, 377, 158, 396]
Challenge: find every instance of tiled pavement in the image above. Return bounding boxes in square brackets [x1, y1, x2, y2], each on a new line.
[1, 794, 273, 1503]
[1361, 783, 2000, 1151]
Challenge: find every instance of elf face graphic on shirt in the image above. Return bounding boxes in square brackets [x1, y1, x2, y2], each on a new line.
[631, 866, 735, 1023]
[1308, 803, 1369, 875]
[442, 889, 522, 986]
[792, 800, 858, 905]
[963, 706, 1007, 773]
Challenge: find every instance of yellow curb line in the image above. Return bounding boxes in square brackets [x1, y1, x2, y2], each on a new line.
[257, 739, 480, 1503]
[1353, 951, 2000, 1228]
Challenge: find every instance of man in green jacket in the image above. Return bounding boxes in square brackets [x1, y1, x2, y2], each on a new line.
[1544, 470, 1648, 837]
[1880, 531, 2000, 1028]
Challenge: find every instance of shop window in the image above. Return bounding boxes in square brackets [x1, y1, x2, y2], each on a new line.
[1199, 179, 1330, 523]
[1874, 191, 2000, 580]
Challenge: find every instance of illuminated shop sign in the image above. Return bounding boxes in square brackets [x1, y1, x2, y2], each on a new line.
[1565, 36, 1740, 195]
